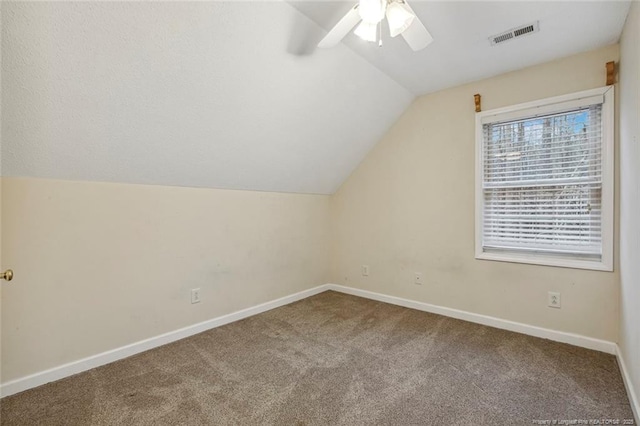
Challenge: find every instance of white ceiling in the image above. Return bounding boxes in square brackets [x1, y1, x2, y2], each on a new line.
[1, 1, 632, 195]
[289, 1, 632, 95]
[1, 2, 412, 194]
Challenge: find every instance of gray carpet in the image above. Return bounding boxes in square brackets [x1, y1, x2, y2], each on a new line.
[0, 291, 635, 425]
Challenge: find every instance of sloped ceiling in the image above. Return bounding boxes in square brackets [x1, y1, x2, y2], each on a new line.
[1, 2, 631, 195]
[290, 1, 631, 95]
[1, 1, 413, 194]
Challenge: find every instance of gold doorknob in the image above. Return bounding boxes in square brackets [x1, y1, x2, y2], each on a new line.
[1, 270, 14, 281]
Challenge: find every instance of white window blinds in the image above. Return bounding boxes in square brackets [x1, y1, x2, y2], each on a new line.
[481, 104, 603, 259]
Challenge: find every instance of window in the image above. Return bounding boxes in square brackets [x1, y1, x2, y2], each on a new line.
[475, 87, 614, 271]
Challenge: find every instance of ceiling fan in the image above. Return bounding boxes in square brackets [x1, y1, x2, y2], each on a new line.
[317, 0, 433, 51]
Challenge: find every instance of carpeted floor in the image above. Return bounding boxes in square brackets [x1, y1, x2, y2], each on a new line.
[0, 291, 634, 425]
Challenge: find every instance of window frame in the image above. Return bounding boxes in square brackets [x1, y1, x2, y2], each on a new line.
[475, 86, 614, 271]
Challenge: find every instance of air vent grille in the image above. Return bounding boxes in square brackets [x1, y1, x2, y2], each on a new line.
[513, 25, 535, 37]
[493, 33, 513, 44]
[490, 21, 539, 46]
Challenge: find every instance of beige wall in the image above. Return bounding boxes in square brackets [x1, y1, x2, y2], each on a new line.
[0, 44, 629, 388]
[0, 179, 3, 385]
[619, 1, 640, 415]
[330, 44, 620, 342]
[0, 177, 330, 382]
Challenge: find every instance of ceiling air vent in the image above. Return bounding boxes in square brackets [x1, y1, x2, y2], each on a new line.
[490, 21, 539, 46]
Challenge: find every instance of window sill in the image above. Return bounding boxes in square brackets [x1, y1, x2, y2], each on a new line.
[475, 251, 613, 272]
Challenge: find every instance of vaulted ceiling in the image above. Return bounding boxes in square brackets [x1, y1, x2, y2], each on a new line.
[290, 1, 631, 95]
[1, 1, 631, 194]
[1, 1, 412, 194]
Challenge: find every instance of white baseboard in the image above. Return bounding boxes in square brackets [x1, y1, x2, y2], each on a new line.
[326, 284, 617, 355]
[1, 283, 626, 402]
[616, 345, 640, 423]
[0, 284, 330, 398]
[328, 286, 640, 418]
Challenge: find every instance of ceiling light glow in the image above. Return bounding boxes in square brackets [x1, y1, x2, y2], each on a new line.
[386, 2, 415, 37]
[354, 21, 378, 42]
[358, 0, 386, 23]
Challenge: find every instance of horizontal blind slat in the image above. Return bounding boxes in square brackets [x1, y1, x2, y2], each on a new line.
[483, 178, 601, 188]
[484, 228, 601, 237]
[485, 153, 602, 170]
[484, 242, 601, 255]
[484, 138, 602, 155]
[481, 104, 603, 258]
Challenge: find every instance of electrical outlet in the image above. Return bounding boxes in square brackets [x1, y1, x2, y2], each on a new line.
[548, 292, 561, 309]
[191, 288, 201, 304]
[414, 272, 423, 285]
[362, 265, 370, 276]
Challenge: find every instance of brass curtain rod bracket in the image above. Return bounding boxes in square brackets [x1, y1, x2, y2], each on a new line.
[474, 94, 481, 112]
[606, 61, 615, 86]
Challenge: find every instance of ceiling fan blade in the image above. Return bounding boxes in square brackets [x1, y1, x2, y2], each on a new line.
[317, 4, 361, 49]
[400, 2, 433, 51]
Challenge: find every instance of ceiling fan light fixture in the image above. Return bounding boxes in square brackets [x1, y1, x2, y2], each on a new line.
[358, 0, 386, 23]
[386, 2, 415, 37]
[354, 21, 378, 42]
[317, 0, 432, 51]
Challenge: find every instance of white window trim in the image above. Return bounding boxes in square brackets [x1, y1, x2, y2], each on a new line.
[475, 86, 614, 271]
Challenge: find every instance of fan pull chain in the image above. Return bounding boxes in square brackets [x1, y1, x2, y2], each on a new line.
[378, 21, 382, 47]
